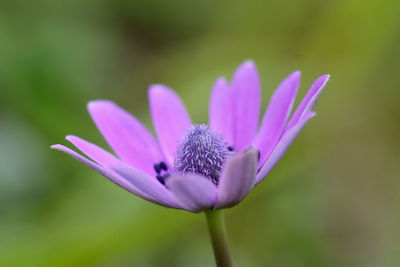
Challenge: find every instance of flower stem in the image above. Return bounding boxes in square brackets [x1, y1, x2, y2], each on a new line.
[204, 210, 232, 267]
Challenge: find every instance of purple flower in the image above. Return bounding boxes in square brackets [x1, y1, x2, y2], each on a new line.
[52, 61, 329, 212]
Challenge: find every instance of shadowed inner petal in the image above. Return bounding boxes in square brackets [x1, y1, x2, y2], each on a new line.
[172, 124, 233, 184]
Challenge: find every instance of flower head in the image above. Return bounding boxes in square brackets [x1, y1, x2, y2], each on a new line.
[174, 124, 232, 184]
[52, 60, 329, 212]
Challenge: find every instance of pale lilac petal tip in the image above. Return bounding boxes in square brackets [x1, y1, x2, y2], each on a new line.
[252, 71, 300, 166]
[167, 174, 217, 212]
[214, 148, 258, 209]
[231, 60, 261, 151]
[149, 84, 192, 165]
[255, 111, 316, 185]
[209, 77, 234, 145]
[287, 74, 329, 129]
[87, 100, 164, 175]
[65, 135, 119, 168]
[51, 144, 161, 205]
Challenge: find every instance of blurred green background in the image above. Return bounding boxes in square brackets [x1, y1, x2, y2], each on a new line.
[1, 0, 400, 266]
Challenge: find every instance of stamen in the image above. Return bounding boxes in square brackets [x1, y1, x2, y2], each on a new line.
[154, 161, 169, 185]
[153, 163, 161, 174]
[159, 161, 168, 171]
[156, 174, 166, 185]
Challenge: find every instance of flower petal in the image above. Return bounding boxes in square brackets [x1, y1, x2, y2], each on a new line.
[252, 71, 300, 166]
[112, 162, 181, 208]
[149, 85, 192, 165]
[209, 77, 234, 145]
[214, 148, 258, 209]
[87, 100, 164, 175]
[287, 74, 329, 129]
[255, 111, 316, 185]
[66, 135, 120, 167]
[51, 144, 169, 206]
[167, 174, 217, 212]
[65, 136, 176, 204]
[231, 60, 261, 151]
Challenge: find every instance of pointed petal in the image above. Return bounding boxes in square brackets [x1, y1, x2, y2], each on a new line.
[167, 174, 217, 212]
[51, 144, 169, 206]
[231, 60, 261, 151]
[214, 148, 258, 209]
[287, 74, 329, 129]
[87, 100, 164, 175]
[252, 71, 300, 166]
[209, 77, 234, 145]
[255, 111, 316, 185]
[66, 135, 120, 167]
[112, 162, 181, 208]
[149, 85, 192, 164]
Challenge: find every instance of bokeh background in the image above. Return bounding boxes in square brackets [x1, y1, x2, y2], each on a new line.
[1, 0, 400, 266]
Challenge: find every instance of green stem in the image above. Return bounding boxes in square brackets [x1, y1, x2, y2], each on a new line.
[204, 210, 233, 267]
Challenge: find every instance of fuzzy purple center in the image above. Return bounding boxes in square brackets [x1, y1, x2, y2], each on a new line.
[173, 124, 232, 184]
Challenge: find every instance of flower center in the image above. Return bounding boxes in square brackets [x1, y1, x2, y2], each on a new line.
[173, 124, 232, 184]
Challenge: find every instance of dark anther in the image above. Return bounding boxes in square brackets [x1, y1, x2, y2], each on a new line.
[153, 163, 161, 174]
[211, 177, 218, 185]
[227, 146, 234, 151]
[159, 161, 168, 171]
[156, 174, 166, 185]
[257, 150, 261, 161]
